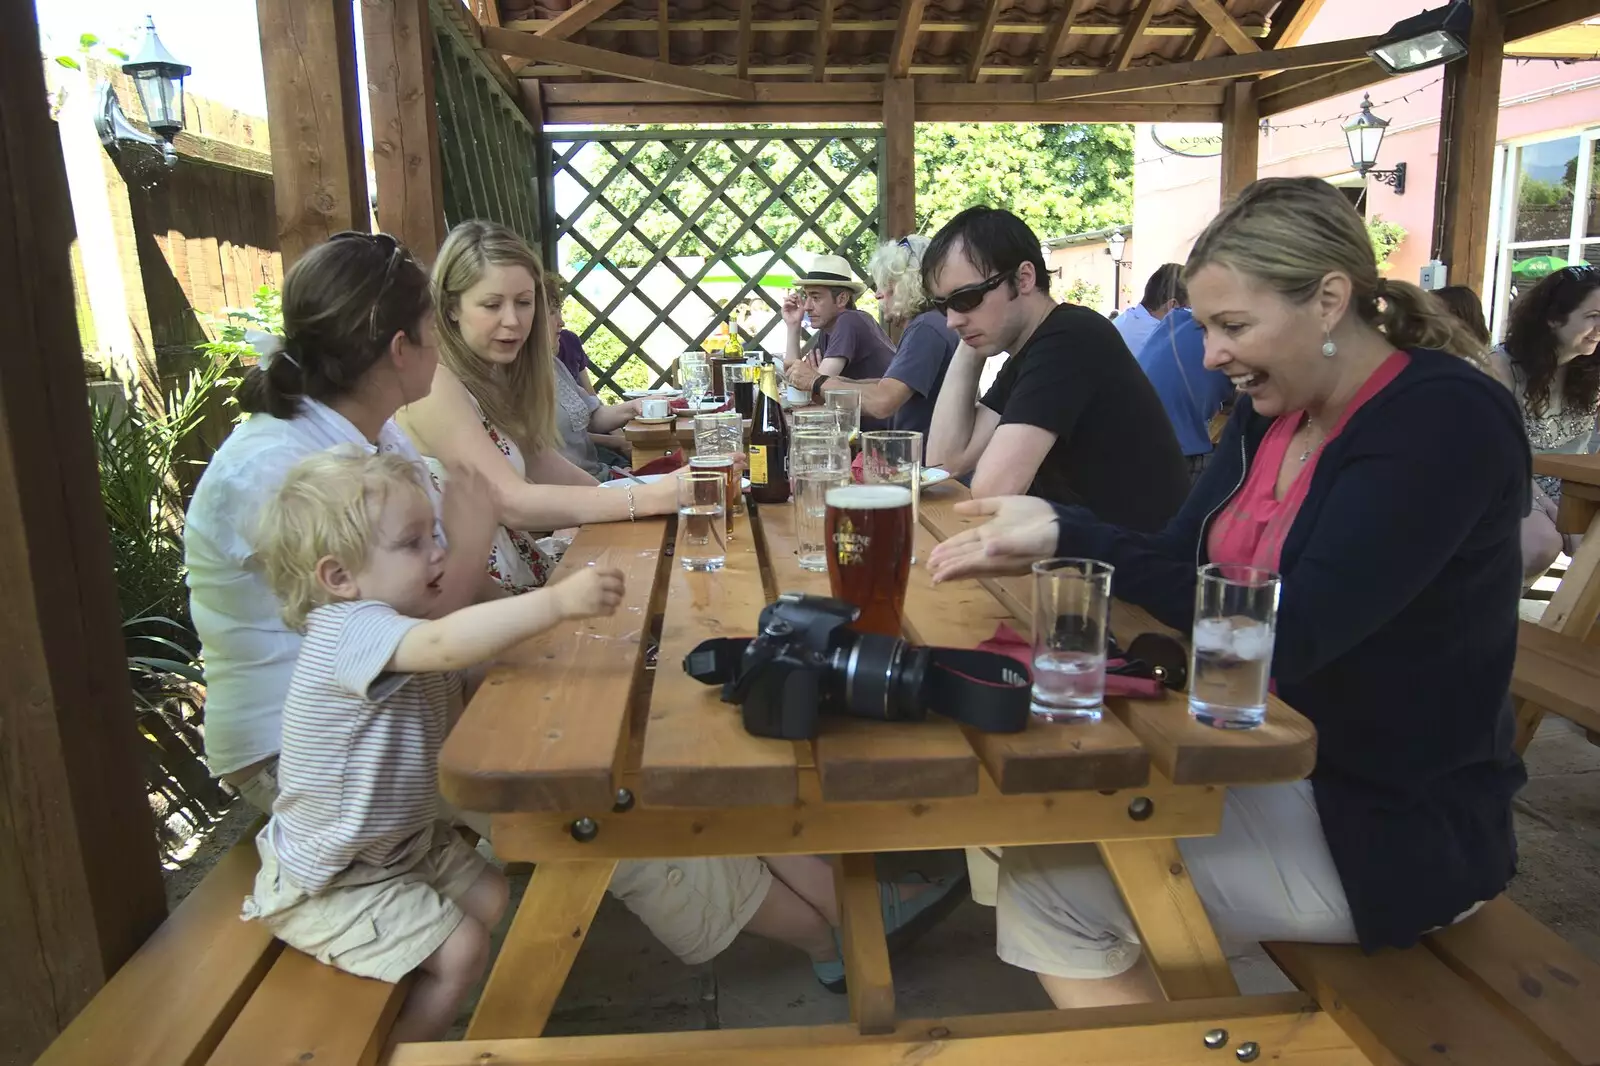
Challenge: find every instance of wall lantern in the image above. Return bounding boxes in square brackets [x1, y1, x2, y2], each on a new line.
[1343, 94, 1407, 194]
[93, 16, 190, 170]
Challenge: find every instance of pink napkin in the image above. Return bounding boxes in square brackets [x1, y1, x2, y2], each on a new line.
[850, 452, 865, 483]
[977, 623, 1165, 700]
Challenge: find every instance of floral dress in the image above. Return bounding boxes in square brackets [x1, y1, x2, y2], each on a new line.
[1489, 346, 1599, 501]
[424, 398, 553, 595]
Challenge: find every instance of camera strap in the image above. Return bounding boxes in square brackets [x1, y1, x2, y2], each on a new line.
[921, 648, 1032, 733]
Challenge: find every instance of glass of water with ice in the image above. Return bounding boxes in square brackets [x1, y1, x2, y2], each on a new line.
[1188, 564, 1281, 730]
[1029, 558, 1114, 723]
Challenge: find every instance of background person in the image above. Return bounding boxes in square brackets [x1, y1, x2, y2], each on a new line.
[922, 206, 1189, 531]
[781, 253, 897, 393]
[548, 275, 598, 397]
[927, 177, 1526, 1010]
[1132, 275, 1233, 483]
[1113, 263, 1185, 356]
[783, 235, 960, 439]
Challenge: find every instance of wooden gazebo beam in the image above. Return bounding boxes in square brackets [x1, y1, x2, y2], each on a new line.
[1506, 0, 1600, 40]
[538, 0, 626, 40]
[1111, 0, 1160, 71]
[1031, 0, 1085, 82]
[1, 5, 166, 1058]
[485, 25, 757, 99]
[966, 0, 1006, 83]
[362, 0, 445, 261]
[814, 0, 835, 80]
[1432, 0, 1507, 296]
[1038, 34, 1382, 101]
[890, 0, 928, 78]
[1191, 0, 1261, 54]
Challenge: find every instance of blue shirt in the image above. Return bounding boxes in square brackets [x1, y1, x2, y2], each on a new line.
[1134, 308, 1232, 457]
[884, 310, 959, 439]
[1112, 302, 1160, 357]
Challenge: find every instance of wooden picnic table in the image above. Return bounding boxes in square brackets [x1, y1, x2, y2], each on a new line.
[421, 480, 1326, 1062]
[1514, 454, 1600, 750]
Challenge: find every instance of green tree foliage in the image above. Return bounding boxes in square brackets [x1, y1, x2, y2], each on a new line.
[1366, 216, 1407, 273]
[912, 123, 1133, 238]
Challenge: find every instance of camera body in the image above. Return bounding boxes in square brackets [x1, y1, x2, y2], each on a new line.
[683, 593, 923, 740]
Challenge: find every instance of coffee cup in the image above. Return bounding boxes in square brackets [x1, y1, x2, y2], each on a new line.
[641, 397, 672, 419]
[785, 384, 810, 405]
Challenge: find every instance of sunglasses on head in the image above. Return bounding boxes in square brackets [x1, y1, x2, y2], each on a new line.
[930, 269, 1013, 315]
[331, 231, 406, 344]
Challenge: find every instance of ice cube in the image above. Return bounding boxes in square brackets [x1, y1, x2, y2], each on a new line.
[1230, 623, 1274, 662]
[1193, 617, 1234, 653]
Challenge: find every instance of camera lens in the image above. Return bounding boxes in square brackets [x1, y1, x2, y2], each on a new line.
[835, 632, 930, 722]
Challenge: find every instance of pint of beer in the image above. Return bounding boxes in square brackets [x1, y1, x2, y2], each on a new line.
[824, 484, 913, 637]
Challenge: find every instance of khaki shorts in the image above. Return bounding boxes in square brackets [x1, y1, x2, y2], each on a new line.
[997, 781, 1357, 980]
[242, 822, 488, 983]
[234, 761, 772, 966]
[609, 857, 772, 965]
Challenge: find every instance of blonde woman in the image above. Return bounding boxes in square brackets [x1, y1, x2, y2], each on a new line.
[927, 178, 1527, 1008]
[785, 235, 960, 437]
[398, 221, 678, 594]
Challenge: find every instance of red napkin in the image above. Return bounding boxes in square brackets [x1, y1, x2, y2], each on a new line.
[977, 623, 1164, 700]
[630, 449, 686, 478]
[669, 397, 732, 413]
[850, 452, 865, 484]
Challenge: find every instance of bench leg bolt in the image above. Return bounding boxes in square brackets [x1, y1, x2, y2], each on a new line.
[613, 788, 635, 813]
[1203, 1029, 1228, 1049]
[1128, 797, 1154, 821]
[1235, 1042, 1260, 1062]
[571, 817, 600, 843]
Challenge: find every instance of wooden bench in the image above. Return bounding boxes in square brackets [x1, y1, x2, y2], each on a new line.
[36, 830, 407, 1066]
[1515, 620, 1600, 740]
[1268, 896, 1600, 1066]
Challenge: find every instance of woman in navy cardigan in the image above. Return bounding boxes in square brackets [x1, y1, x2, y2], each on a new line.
[929, 177, 1528, 1008]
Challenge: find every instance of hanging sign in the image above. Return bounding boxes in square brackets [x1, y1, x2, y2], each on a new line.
[1150, 123, 1223, 158]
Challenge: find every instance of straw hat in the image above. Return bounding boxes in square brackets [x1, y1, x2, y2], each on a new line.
[796, 253, 866, 293]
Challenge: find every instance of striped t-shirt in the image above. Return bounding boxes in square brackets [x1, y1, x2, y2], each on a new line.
[266, 600, 460, 893]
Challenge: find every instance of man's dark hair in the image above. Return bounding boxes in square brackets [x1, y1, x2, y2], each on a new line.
[1141, 263, 1186, 311]
[922, 206, 1050, 298]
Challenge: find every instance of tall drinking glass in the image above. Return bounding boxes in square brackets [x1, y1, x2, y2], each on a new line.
[690, 454, 742, 534]
[677, 471, 726, 571]
[724, 363, 759, 420]
[825, 483, 913, 636]
[680, 353, 710, 411]
[1189, 564, 1280, 730]
[825, 389, 862, 443]
[861, 430, 922, 564]
[1030, 558, 1114, 723]
[790, 430, 850, 571]
[694, 410, 746, 519]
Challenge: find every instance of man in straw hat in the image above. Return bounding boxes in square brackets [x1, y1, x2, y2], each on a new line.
[781, 254, 897, 406]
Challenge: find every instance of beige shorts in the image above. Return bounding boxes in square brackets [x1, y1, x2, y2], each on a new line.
[242, 822, 488, 983]
[997, 780, 1358, 980]
[609, 857, 773, 965]
[235, 761, 772, 966]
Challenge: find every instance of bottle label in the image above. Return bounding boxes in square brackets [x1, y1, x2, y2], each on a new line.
[748, 445, 769, 485]
[760, 369, 782, 401]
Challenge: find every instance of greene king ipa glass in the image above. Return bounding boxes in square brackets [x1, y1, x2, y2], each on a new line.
[824, 483, 913, 636]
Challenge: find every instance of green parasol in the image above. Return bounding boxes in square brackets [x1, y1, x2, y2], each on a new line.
[1512, 254, 1570, 279]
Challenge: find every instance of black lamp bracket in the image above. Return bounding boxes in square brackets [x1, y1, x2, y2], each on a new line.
[92, 81, 177, 169]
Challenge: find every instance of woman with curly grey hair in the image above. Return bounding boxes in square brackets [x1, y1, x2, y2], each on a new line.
[785, 235, 960, 437]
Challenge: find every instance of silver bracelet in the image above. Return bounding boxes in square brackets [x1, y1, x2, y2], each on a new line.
[625, 484, 637, 521]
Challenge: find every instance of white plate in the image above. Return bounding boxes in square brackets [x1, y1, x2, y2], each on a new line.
[623, 388, 682, 399]
[922, 467, 952, 487]
[602, 474, 752, 490]
[632, 414, 678, 425]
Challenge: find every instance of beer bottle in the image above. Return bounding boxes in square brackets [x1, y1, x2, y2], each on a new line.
[748, 365, 790, 504]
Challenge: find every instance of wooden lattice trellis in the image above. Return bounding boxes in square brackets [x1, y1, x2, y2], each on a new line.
[549, 128, 884, 397]
[431, 0, 542, 245]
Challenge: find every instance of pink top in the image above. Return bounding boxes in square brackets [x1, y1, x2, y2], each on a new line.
[1207, 352, 1410, 571]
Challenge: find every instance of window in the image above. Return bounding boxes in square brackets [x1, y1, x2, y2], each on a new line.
[1487, 130, 1599, 341]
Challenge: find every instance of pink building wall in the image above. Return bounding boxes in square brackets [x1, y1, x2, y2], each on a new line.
[1045, 237, 1138, 313]
[1132, 1, 1600, 290]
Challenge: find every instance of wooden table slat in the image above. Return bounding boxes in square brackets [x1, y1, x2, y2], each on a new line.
[637, 508, 801, 807]
[439, 520, 669, 813]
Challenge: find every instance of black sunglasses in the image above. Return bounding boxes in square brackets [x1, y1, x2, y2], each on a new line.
[331, 231, 405, 344]
[930, 269, 1013, 315]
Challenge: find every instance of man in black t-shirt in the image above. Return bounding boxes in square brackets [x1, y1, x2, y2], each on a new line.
[922, 207, 1189, 532]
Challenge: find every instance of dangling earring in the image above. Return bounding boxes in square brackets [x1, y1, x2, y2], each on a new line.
[1321, 329, 1337, 359]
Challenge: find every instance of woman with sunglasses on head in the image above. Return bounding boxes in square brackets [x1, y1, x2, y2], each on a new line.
[1487, 266, 1600, 560]
[398, 221, 680, 595]
[784, 235, 960, 438]
[926, 178, 1527, 1009]
[185, 232, 498, 812]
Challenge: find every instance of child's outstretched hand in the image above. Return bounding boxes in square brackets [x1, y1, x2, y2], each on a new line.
[554, 566, 626, 621]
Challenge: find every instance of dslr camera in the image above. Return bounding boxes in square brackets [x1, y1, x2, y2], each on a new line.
[683, 593, 1030, 740]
